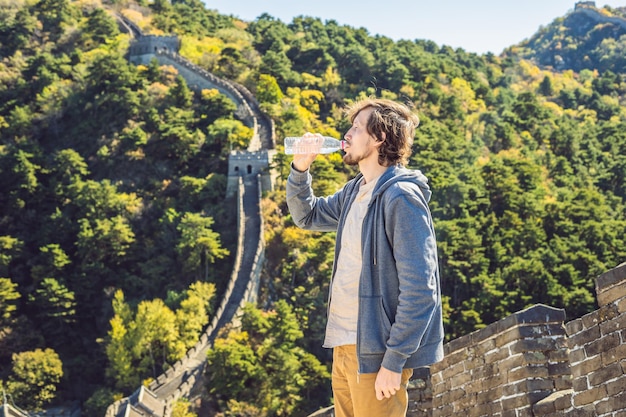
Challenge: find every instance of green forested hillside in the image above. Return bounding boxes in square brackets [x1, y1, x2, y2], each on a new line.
[0, 0, 242, 413]
[510, 4, 626, 72]
[1, 0, 625, 416]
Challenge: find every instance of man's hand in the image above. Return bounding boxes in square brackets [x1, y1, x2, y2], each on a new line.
[292, 132, 323, 172]
[374, 366, 402, 400]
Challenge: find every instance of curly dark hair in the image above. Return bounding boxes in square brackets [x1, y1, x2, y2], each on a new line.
[345, 98, 420, 166]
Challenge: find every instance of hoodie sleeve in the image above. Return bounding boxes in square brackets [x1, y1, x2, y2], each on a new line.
[286, 164, 346, 232]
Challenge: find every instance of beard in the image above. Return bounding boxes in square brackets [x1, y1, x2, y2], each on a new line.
[343, 146, 375, 166]
[343, 153, 359, 166]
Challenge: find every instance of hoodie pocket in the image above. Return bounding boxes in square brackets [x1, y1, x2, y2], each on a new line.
[359, 295, 391, 354]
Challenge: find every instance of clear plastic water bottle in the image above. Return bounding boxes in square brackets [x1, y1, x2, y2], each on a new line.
[284, 136, 345, 155]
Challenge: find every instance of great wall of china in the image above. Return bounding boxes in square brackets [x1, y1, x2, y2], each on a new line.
[574, 2, 626, 30]
[104, 15, 275, 417]
[104, 7, 626, 417]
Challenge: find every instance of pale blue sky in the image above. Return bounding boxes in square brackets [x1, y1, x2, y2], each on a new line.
[203, 0, 625, 54]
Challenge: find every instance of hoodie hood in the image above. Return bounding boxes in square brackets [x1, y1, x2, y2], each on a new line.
[371, 165, 431, 203]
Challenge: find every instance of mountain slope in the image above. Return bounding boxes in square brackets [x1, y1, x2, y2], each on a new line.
[507, 3, 626, 73]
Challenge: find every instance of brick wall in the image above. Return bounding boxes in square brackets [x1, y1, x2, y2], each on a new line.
[408, 367, 433, 416]
[427, 261, 625, 417]
[560, 262, 626, 416]
[430, 304, 570, 417]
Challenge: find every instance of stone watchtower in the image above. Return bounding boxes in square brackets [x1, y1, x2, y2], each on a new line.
[575, 1, 596, 10]
[226, 149, 277, 197]
[128, 36, 181, 64]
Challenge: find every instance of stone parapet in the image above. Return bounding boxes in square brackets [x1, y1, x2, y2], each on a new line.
[563, 263, 626, 417]
[431, 304, 569, 417]
[595, 262, 626, 307]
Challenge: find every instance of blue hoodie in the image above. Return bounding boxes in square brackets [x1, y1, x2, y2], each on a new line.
[287, 164, 444, 374]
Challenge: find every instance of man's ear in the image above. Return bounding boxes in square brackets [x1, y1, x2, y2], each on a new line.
[375, 132, 386, 147]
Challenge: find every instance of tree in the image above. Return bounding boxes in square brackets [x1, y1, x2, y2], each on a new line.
[133, 298, 183, 376]
[175, 281, 216, 347]
[84, 53, 144, 131]
[7, 150, 41, 199]
[168, 75, 193, 108]
[29, 278, 75, 320]
[83, 387, 117, 417]
[176, 212, 229, 279]
[0, 8, 37, 55]
[105, 305, 136, 391]
[206, 118, 253, 153]
[256, 74, 284, 106]
[35, 0, 77, 41]
[335, 44, 374, 86]
[157, 107, 206, 162]
[172, 399, 198, 417]
[83, 8, 120, 45]
[206, 330, 261, 407]
[50, 149, 89, 190]
[105, 290, 179, 390]
[28, 277, 76, 345]
[106, 283, 214, 391]
[0, 278, 20, 324]
[76, 215, 136, 265]
[197, 89, 237, 128]
[539, 75, 554, 96]
[0, 236, 23, 278]
[205, 302, 330, 416]
[259, 47, 298, 87]
[177, 173, 227, 212]
[247, 14, 293, 54]
[217, 46, 248, 79]
[30, 244, 71, 281]
[5, 348, 63, 410]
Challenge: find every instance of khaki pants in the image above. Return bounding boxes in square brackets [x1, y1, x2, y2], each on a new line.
[332, 345, 413, 417]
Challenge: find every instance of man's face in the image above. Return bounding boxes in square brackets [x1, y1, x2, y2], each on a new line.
[343, 107, 380, 166]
